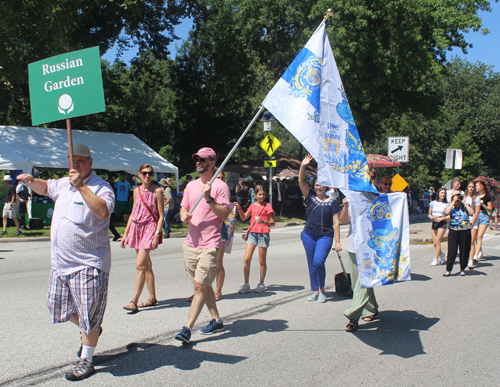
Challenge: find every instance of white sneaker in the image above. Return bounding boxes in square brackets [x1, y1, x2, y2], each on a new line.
[473, 254, 478, 262]
[254, 283, 266, 293]
[468, 260, 475, 269]
[439, 253, 446, 265]
[238, 283, 251, 294]
[430, 258, 439, 266]
[477, 252, 483, 260]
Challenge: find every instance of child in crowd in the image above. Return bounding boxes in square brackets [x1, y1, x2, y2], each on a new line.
[234, 185, 275, 293]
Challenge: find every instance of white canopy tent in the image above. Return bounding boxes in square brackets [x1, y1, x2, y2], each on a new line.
[0, 126, 179, 192]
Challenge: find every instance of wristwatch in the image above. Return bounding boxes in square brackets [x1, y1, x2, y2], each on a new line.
[206, 197, 214, 204]
[155, 231, 161, 235]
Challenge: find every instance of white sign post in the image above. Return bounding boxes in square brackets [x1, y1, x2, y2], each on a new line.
[388, 136, 409, 163]
[445, 149, 463, 169]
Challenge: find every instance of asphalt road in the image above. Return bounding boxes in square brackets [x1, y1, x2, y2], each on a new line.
[1, 225, 499, 386]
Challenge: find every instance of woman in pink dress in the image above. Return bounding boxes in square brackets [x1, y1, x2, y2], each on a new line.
[121, 163, 164, 312]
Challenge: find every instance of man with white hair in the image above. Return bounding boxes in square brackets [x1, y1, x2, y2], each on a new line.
[17, 144, 115, 381]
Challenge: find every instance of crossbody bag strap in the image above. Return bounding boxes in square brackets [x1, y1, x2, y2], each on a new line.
[247, 205, 266, 233]
[138, 187, 159, 223]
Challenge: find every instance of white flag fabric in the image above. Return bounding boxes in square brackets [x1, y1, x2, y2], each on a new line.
[347, 191, 411, 288]
[262, 20, 377, 194]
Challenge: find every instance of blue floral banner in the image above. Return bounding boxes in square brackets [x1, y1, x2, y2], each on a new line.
[262, 20, 378, 194]
[347, 191, 411, 288]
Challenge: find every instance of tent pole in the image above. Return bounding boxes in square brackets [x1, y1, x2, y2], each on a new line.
[66, 118, 74, 170]
[189, 105, 265, 215]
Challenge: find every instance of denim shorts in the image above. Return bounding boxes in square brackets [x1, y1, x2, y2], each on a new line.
[478, 211, 490, 226]
[221, 224, 228, 242]
[247, 232, 270, 248]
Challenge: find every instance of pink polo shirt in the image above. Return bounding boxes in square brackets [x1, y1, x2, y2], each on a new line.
[181, 178, 231, 249]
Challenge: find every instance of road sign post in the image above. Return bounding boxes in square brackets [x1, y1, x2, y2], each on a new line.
[260, 134, 281, 205]
[388, 137, 409, 163]
[445, 149, 463, 180]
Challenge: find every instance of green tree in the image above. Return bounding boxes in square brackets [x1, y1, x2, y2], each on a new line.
[313, 0, 495, 142]
[369, 57, 498, 188]
[0, 0, 192, 125]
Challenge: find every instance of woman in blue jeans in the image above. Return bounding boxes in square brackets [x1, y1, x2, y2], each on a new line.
[299, 155, 341, 303]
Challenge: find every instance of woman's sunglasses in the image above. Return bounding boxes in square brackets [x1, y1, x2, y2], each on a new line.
[141, 171, 154, 177]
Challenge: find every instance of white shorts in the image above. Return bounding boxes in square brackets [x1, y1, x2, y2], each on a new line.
[2, 202, 18, 219]
[469, 216, 478, 230]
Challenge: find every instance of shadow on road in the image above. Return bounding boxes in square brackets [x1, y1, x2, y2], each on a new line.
[199, 318, 289, 344]
[96, 342, 247, 376]
[94, 318, 287, 377]
[354, 310, 439, 358]
[222, 284, 305, 300]
[409, 273, 432, 282]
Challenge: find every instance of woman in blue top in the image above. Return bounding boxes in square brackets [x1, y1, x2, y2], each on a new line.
[443, 190, 475, 277]
[299, 155, 342, 303]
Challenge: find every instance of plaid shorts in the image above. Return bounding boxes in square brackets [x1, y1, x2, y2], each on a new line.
[47, 267, 109, 335]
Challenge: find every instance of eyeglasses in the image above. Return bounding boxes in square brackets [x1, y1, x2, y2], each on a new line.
[381, 182, 391, 186]
[194, 158, 206, 163]
[141, 171, 154, 177]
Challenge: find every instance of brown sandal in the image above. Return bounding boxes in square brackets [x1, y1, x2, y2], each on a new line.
[123, 300, 138, 312]
[362, 312, 378, 322]
[138, 298, 158, 308]
[346, 319, 358, 332]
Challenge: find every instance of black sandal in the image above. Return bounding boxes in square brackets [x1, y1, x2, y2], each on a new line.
[346, 319, 358, 332]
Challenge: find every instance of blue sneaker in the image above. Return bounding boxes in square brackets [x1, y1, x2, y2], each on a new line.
[175, 326, 191, 343]
[200, 319, 224, 335]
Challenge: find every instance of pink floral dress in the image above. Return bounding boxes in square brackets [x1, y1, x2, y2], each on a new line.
[125, 187, 159, 250]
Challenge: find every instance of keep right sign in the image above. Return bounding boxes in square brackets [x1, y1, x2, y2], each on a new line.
[387, 136, 409, 163]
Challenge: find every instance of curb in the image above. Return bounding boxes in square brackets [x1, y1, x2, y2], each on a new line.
[0, 236, 51, 243]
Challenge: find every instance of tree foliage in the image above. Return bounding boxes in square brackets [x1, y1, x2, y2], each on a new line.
[0, 0, 191, 125]
[369, 57, 499, 189]
[1, 0, 498, 183]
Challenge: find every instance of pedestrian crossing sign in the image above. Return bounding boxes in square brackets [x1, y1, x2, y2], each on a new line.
[260, 134, 281, 156]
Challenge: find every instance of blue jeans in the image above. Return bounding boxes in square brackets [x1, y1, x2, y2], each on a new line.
[301, 230, 333, 291]
[163, 210, 172, 235]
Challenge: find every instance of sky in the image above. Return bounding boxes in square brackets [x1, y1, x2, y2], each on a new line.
[449, 1, 500, 70]
[103, 2, 500, 70]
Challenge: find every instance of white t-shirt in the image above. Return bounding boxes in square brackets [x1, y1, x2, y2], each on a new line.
[465, 196, 480, 217]
[430, 201, 448, 217]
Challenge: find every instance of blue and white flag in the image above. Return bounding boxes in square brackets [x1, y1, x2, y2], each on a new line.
[347, 191, 411, 288]
[262, 20, 377, 194]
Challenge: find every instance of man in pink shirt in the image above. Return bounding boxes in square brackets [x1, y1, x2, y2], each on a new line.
[175, 148, 231, 344]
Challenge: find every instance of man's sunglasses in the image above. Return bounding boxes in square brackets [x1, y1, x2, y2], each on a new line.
[194, 158, 206, 163]
[141, 171, 154, 177]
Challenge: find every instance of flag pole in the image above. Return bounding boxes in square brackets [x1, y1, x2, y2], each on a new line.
[188, 105, 266, 214]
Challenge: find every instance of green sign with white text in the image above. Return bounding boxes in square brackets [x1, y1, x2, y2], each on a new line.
[28, 47, 105, 125]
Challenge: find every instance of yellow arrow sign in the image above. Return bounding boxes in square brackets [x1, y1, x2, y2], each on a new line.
[260, 134, 281, 156]
[264, 160, 277, 168]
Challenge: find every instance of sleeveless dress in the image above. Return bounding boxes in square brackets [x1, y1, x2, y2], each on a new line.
[125, 187, 159, 250]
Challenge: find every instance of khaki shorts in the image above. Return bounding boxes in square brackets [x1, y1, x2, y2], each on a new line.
[3, 202, 18, 219]
[182, 242, 219, 286]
